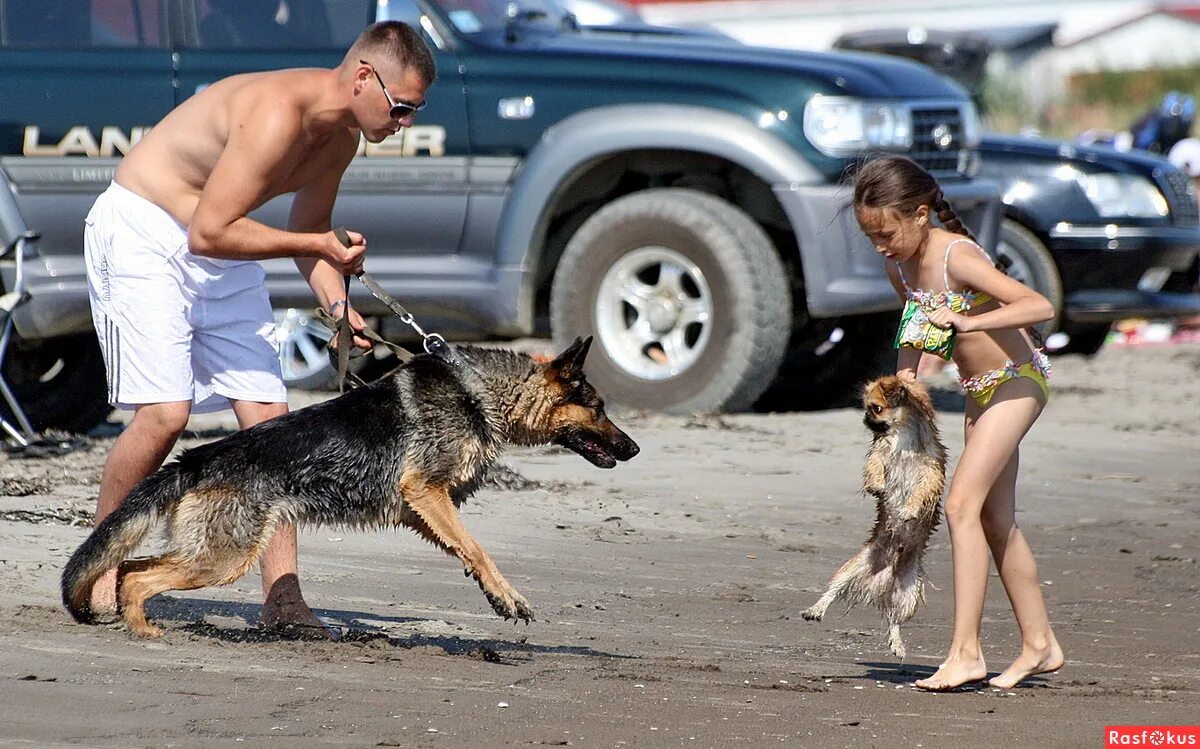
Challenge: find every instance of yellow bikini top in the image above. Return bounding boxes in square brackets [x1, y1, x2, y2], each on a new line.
[893, 238, 994, 360]
[896, 238, 994, 312]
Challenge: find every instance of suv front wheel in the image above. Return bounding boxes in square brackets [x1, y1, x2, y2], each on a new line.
[550, 188, 791, 413]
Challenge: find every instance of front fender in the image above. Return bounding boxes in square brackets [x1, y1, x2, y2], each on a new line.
[497, 104, 824, 329]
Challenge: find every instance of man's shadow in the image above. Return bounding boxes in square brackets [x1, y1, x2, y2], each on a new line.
[144, 595, 632, 663]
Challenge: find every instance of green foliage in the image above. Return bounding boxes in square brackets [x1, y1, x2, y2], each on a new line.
[983, 64, 1200, 138]
[979, 70, 1033, 133]
[1071, 64, 1200, 107]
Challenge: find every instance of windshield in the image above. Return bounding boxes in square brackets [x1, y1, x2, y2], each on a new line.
[433, 0, 572, 34]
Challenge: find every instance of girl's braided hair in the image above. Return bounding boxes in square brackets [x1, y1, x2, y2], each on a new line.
[853, 155, 975, 240]
[853, 155, 1046, 347]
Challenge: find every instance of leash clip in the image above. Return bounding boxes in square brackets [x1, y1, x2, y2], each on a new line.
[332, 226, 460, 368]
[422, 332, 448, 356]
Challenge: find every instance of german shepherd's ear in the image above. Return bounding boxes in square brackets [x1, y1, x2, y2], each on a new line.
[549, 336, 593, 379]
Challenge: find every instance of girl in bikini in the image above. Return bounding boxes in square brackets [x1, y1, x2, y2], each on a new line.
[853, 156, 1065, 691]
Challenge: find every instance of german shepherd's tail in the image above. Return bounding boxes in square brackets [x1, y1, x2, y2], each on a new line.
[61, 464, 191, 623]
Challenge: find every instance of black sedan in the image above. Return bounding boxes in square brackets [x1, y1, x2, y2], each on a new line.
[978, 134, 1200, 353]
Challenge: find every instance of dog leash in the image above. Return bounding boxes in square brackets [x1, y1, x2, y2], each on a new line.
[326, 227, 460, 391]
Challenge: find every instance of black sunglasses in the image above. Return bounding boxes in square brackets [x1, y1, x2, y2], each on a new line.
[360, 59, 426, 120]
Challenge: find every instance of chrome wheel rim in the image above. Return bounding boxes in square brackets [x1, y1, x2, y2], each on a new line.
[594, 246, 712, 380]
[273, 308, 333, 384]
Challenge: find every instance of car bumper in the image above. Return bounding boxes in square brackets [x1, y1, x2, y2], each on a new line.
[1048, 224, 1200, 322]
[774, 178, 1002, 318]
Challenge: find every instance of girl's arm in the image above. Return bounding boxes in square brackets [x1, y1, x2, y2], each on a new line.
[929, 242, 1055, 333]
[896, 348, 922, 380]
[884, 263, 921, 379]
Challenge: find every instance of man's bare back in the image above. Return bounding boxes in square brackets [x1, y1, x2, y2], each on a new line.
[116, 68, 358, 236]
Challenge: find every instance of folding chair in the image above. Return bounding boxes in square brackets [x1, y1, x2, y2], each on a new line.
[0, 230, 37, 447]
[0, 230, 88, 458]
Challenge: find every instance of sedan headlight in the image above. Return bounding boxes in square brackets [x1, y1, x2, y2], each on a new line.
[803, 96, 912, 156]
[1077, 172, 1169, 218]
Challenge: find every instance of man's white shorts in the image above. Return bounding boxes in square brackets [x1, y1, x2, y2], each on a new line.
[84, 181, 286, 414]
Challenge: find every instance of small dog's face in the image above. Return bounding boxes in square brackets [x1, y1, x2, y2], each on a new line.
[862, 375, 928, 434]
[545, 336, 641, 468]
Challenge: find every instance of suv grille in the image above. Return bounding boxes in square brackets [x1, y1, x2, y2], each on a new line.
[910, 107, 966, 176]
[1161, 169, 1199, 226]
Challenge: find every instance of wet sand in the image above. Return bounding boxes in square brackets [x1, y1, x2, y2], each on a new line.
[1, 342, 1197, 747]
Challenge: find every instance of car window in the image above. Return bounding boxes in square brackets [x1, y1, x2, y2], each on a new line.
[0, 0, 164, 48]
[194, 0, 373, 49]
[433, 0, 565, 35]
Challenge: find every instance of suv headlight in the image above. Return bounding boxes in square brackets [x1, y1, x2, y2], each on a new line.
[803, 96, 912, 156]
[1077, 172, 1169, 218]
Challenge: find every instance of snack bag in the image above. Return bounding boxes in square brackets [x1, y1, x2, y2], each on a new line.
[894, 298, 956, 360]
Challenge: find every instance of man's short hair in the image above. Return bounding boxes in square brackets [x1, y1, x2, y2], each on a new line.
[348, 21, 437, 86]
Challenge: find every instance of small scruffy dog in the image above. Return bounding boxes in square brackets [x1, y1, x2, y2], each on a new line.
[801, 375, 947, 658]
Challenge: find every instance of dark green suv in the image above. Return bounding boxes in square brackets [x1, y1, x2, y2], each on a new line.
[0, 0, 999, 432]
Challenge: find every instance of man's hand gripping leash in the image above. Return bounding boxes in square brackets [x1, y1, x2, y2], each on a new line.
[323, 228, 459, 392]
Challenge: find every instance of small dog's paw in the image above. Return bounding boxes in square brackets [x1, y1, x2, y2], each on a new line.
[800, 606, 824, 622]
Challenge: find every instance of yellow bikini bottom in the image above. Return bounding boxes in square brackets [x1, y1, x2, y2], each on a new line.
[959, 351, 1052, 407]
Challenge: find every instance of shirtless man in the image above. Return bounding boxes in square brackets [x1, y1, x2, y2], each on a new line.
[83, 21, 435, 637]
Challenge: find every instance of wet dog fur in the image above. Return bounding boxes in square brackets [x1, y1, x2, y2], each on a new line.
[61, 336, 639, 638]
[801, 375, 946, 658]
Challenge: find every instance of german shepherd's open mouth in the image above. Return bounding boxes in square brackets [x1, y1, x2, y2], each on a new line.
[557, 428, 639, 468]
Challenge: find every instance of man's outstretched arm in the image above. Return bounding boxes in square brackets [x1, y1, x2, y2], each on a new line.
[187, 96, 360, 272]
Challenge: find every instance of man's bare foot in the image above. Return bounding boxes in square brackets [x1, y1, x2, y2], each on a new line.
[915, 654, 988, 691]
[90, 568, 118, 618]
[260, 574, 338, 641]
[988, 641, 1064, 689]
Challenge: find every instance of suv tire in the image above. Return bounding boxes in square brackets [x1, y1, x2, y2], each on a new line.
[2, 333, 111, 434]
[754, 311, 896, 411]
[551, 188, 791, 413]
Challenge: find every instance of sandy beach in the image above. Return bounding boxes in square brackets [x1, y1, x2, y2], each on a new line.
[1, 341, 1197, 748]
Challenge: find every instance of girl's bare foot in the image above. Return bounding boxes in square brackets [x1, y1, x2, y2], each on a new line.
[988, 641, 1064, 689]
[915, 654, 988, 691]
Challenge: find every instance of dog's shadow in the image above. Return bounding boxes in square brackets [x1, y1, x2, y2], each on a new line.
[144, 595, 632, 663]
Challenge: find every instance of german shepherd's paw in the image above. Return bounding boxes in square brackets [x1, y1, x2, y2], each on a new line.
[483, 587, 535, 623]
[127, 620, 165, 638]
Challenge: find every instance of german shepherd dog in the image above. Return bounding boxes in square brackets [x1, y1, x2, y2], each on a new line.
[801, 376, 946, 658]
[61, 337, 639, 638]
